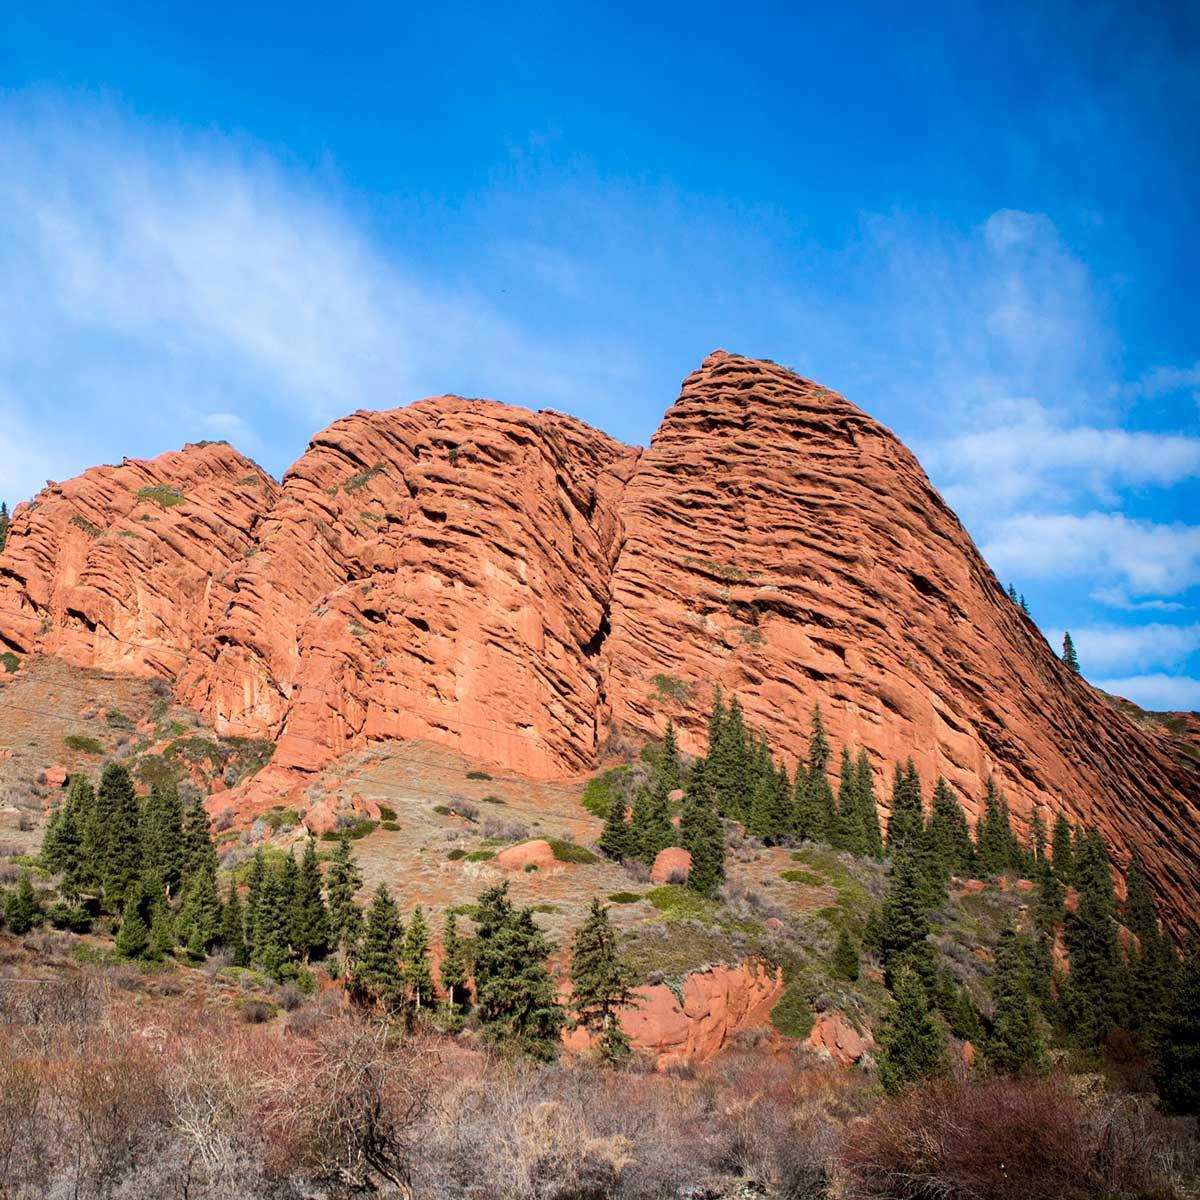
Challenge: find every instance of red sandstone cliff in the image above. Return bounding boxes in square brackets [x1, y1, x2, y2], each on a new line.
[1, 353, 1197, 920]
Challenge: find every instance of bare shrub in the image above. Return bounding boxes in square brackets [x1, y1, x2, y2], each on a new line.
[621, 858, 651, 884]
[481, 816, 527, 842]
[446, 795, 480, 822]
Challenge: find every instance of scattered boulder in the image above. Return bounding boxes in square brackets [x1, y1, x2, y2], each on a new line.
[807, 1013, 874, 1065]
[1014, 878, 1035, 894]
[650, 846, 692, 884]
[960, 879, 985, 895]
[43, 766, 68, 788]
[496, 839, 556, 872]
[302, 801, 339, 837]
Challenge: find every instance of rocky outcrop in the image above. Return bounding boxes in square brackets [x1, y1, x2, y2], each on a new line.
[2, 353, 1197, 921]
[807, 1013, 874, 1065]
[0, 442, 277, 675]
[496, 839, 557, 872]
[650, 846, 692, 884]
[564, 959, 785, 1069]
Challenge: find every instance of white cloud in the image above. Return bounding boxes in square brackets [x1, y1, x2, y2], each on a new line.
[1090, 586, 1185, 612]
[1125, 361, 1200, 403]
[1093, 673, 1200, 712]
[982, 512, 1200, 596]
[1048, 622, 1200, 675]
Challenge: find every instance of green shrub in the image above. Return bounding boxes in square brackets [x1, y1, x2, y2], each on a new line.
[342, 462, 385, 492]
[137, 484, 186, 508]
[319, 818, 377, 842]
[581, 765, 629, 817]
[524, 863, 538, 873]
[64, 734, 104, 755]
[433, 805, 451, 815]
[466, 769, 492, 781]
[607, 891, 643, 904]
[780, 868, 824, 886]
[481, 794, 506, 805]
[265, 808, 299, 833]
[646, 885, 711, 919]
[770, 982, 815, 1039]
[548, 838, 597, 864]
[377, 804, 397, 821]
[465, 849, 495, 862]
[651, 673, 690, 702]
[105, 708, 133, 730]
[447, 849, 467, 861]
[382, 820, 400, 831]
[1, 652, 20, 673]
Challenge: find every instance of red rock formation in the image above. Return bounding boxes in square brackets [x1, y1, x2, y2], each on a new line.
[807, 1013, 874, 1065]
[650, 846, 692, 884]
[2, 353, 1197, 921]
[495, 839, 557, 872]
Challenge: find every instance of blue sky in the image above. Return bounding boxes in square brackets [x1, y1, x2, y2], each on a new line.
[1, 1, 1198, 710]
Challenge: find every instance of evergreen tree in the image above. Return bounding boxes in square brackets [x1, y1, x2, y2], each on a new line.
[41, 775, 88, 900]
[709, 693, 749, 821]
[570, 898, 638, 1063]
[439, 910, 470, 1014]
[950, 987, 983, 1044]
[1051, 812, 1074, 881]
[142, 780, 185, 897]
[403, 904, 435, 1011]
[114, 880, 151, 960]
[473, 882, 564, 1059]
[292, 839, 330, 962]
[176, 857, 222, 958]
[356, 883, 405, 1010]
[1061, 632, 1081, 674]
[877, 964, 947, 1094]
[975, 778, 1018, 877]
[751, 755, 793, 844]
[98, 762, 142, 911]
[0, 500, 7, 552]
[1019, 594, 1030, 615]
[656, 719, 682, 795]
[243, 848, 267, 956]
[149, 892, 175, 960]
[879, 849, 936, 988]
[325, 834, 364, 958]
[832, 927, 860, 981]
[885, 760, 924, 856]
[629, 781, 673, 866]
[251, 866, 292, 978]
[833, 749, 869, 855]
[1156, 936, 1200, 1116]
[795, 706, 836, 842]
[1062, 844, 1123, 1045]
[1034, 860, 1065, 933]
[1030, 806, 1048, 866]
[989, 925, 1046, 1074]
[180, 789, 217, 888]
[4, 871, 41, 934]
[1123, 854, 1171, 1036]
[855, 749, 884, 858]
[278, 852, 300, 951]
[598, 799, 635, 862]
[679, 758, 725, 897]
[926, 777, 973, 879]
[221, 880, 248, 966]
[1007, 582, 1018, 603]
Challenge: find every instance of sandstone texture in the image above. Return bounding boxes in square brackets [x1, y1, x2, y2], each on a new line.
[2, 353, 1197, 921]
[650, 846, 693, 884]
[495, 839, 557, 872]
[807, 1013, 874, 1065]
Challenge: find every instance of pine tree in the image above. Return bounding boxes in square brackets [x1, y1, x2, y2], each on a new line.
[1034, 860, 1065, 933]
[570, 898, 638, 1063]
[877, 964, 946, 1094]
[1156, 936, 1200, 1116]
[834, 748, 867, 855]
[989, 925, 1046, 1074]
[244, 848, 267, 956]
[1123, 854, 1171, 1036]
[4, 871, 41, 934]
[794, 706, 836, 842]
[142, 780, 185, 897]
[115, 880, 151, 960]
[1007, 583, 1018, 603]
[926, 777, 973, 879]
[950, 986, 983, 1044]
[251, 865, 292, 978]
[439, 910, 470, 1014]
[598, 799, 635, 861]
[1030, 807, 1048, 866]
[176, 857, 222, 958]
[885, 760, 924, 856]
[832, 927, 860, 981]
[149, 892, 175, 960]
[975, 778, 1018, 877]
[0, 501, 8, 553]
[629, 782, 673, 867]
[1062, 835, 1123, 1045]
[1051, 812, 1074, 881]
[657, 719, 681, 795]
[180, 789, 217, 888]
[1019, 593, 1030, 615]
[856, 749, 884, 858]
[291, 839, 330, 962]
[98, 762, 142, 911]
[751, 755, 793, 845]
[403, 904, 435, 1011]
[879, 848, 936, 988]
[325, 834, 364, 958]
[221, 880, 248, 966]
[356, 883, 405, 1010]
[278, 852, 299, 951]
[709, 693, 749, 821]
[473, 882, 564, 1060]
[1061, 632, 1081, 674]
[679, 758, 725, 897]
[41, 775, 87, 900]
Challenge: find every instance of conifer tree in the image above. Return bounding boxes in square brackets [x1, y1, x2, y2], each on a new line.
[855, 749, 884, 858]
[710, 693, 749, 821]
[1062, 839, 1123, 1044]
[325, 834, 364, 958]
[1051, 812, 1073, 881]
[279, 852, 300, 951]
[879, 848, 936, 988]
[1061, 632, 1081, 674]
[251, 865, 292, 978]
[1019, 594, 1030, 615]
[989, 925, 1046, 1074]
[885, 760, 924, 856]
[570, 898, 638, 1063]
[1123, 854, 1171, 1036]
[975, 778, 1018, 877]
[115, 880, 151, 960]
[950, 986, 983, 1044]
[832, 927, 860, 981]
[3, 871, 41, 934]
[221, 880, 248, 966]
[41, 775, 87, 900]
[357, 883, 405, 1010]
[0, 501, 7, 552]
[404, 904, 435, 1011]
[1007, 583, 1018, 602]
[1156, 936, 1200, 1116]
[1029, 807, 1048, 866]
[680, 758, 725, 897]
[1034, 860, 1065, 933]
[149, 892, 175, 960]
[630, 782, 673, 866]
[244, 848, 267, 956]
[750, 754, 793, 844]
[795, 706, 836, 842]
[439, 910, 469, 1014]
[176, 857, 222, 958]
[143, 780, 185, 897]
[98, 762, 142, 911]
[598, 800, 635, 862]
[877, 964, 946, 1094]
[926, 777, 974, 879]
[834, 749, 867, 855]
[657, 719, 682, 795]
[291, 839, 330, 962]
[180, 788, 217, 887]
[473, 882, 564, 1059]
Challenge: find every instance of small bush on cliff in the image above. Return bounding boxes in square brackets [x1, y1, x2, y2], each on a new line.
[137, 483, 186, 508]
[63, 733, 104, 755]
[548, 838, 597, 864]
[1, 651, 19, 673]
[770, 980, 815, 1039]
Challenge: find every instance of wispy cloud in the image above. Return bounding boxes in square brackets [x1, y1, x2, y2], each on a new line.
[1048, 622, 1200, 675]
[1093, 674, 1200, 713]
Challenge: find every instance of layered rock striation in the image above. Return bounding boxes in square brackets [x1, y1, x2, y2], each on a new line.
[2, 353, 1197, 919]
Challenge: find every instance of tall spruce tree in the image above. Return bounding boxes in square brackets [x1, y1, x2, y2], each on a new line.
[41, 774, 89, 901]
[4, 871, 41, 934]
[975, 778, 1018, 877]
[175, 857, 222, 958]
[877, 964, 947, 1094]
[926, 777, 974, 879]
[439, 910, 469, 1014]
[679, 758, 725, 897]
[879, 847, 936, 988]
[570, 898, 638, 1063]
[142, 781, 185, 898]
[357, 883, 405, 1011]
[473, 882, 564, 1060]
[325, 834, 364, 959]
[114, 879, 152, 960]
[599, 799, 635, 862]
[989, 925, 1047, 1074]
[710, 694, 749, 821]
[98, 762, 143, 912]
[855, 749, 884, 858]
[251, 866, 293, 978]
[403, 904, 435, 1011]
[1061, 632, 1081, 674]
[1156, 935, 1200, 1116]
[795, 706, 836, 842]
[630, 782, 673, 867]
[243, 848, 267, 957]
[1062, 833, 1123, 1044]
[221, 880, 249, 966]
[1122, 854, 1171, 1036]
[885, 760, 924, 857]
[1029, 807, 1048, 866]
[291, 839, 330, 962]
[833, 927, 860, 981]
[657, 719, 682, 794]
[180, 789, 217, 887]
[1051, 812, 1074, 881]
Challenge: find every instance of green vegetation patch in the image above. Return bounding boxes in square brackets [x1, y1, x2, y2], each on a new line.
[64, 733, 104, 755]
[481, 794, 506, 805]
[264, 808, 299, 834]
[381, 820, 400, 831]
[683, 554, 749, 582]
[581, 764, 629, 817]
[607, 891, 643, 905]
[466, 769, 492, 781]
[770, 981, 815, 1039]
[651, 673, 691, 703]
[137, 484, 187, 508]
[433, 805, 452, 816]
[105, 708, 134, 730]
[319, 818, 378, 842]
[646, 885, 714, 920]
[237, 475, 260, 486]
[465, 849, 495, 862]
[377, 804, 397, 821]
[548, 838, 597, 864]
[446, 848, 467, 861]
[1, 651, 20, 673]
[342, 462, 386, 492]
[69, 514, 103, 538]
[780, 868, 824, 887]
